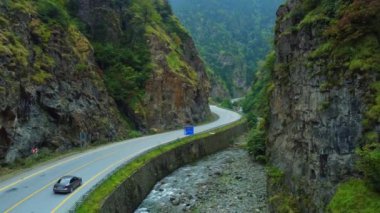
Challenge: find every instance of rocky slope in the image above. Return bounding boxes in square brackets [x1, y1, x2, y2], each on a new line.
[266, 0, 380, 211]
[0, 0, 210, 163]
[72, 0, 211, 131]
[0, 0, 127, 163]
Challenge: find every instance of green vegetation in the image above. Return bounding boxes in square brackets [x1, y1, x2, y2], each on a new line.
[220, 99, 233, 109]
[31, 71, 52, 84]
[29, 19, 52, 43]
[166, 50, 187, 72]
[65, 0, 198, 118]
[76, 119, 246, 212]
[247, 119, 266, 163]
[4, 0, 36, 15]
[36, 0, 70, 27]
[92, 40, 151, 111]
[266, 166, 299, 213]
[266, 166, 284, 185]
[242, 52, 275, 162]
[169, 0, 283, 96]
[0, 31, 29, 67]
[269, 193, 299, 213]
[328, 179, 380, 213]
[0, 15, 9, 27]
[357, 144, 380, 192]
[289, 0, 380, 209]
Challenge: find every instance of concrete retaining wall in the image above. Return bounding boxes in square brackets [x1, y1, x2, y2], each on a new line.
[100, 121, 247, 213]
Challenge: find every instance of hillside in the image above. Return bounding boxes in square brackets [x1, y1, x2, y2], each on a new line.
[70, 0, 211, 131]
[0, 0, 210, 163]
[169, 0, 283, 98]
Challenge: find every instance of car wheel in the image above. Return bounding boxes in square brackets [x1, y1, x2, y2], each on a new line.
[69, 187, 73, 193]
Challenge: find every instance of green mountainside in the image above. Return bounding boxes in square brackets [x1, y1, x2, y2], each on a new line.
[0, 0, 210, 164]
[169, 0, 283, 98]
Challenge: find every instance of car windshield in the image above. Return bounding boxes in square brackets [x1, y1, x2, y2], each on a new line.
[58, 178, 71, 185]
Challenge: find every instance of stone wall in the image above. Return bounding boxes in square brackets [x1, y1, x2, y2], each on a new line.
[100, 121, 246, 213]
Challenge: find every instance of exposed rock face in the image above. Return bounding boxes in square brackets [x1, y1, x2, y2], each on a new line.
[0, 1, 126, 162]
[145, 33, 211, 130]
[219, 53, 249, 98]
[73, 0, 211, 131]
[268, 0, 372, 211]
[208, 74, 230, 100]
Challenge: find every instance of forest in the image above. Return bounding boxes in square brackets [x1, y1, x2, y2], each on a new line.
[169, 0, 283, 97]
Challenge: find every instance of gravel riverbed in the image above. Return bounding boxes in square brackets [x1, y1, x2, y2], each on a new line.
[135, 137, 268, 213]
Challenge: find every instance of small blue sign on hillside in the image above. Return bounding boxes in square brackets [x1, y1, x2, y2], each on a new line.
[184, 125, 194, 136]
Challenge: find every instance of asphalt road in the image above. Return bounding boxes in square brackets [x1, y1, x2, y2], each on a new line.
[0, 106, 241, 213]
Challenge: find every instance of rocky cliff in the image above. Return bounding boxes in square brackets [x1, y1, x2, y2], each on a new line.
[0, 0, 210, 163]
[0, 0, 127, 163]
[267, 0, 380, 211]
[71, 0, 211, 131]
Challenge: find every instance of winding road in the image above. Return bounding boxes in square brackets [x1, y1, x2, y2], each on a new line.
[0, 106, 241, 213]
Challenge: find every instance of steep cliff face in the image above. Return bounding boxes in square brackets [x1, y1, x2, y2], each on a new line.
[0, 0, 126, 163]
[144, 26, 211, 130]
[72, 0, 211, 131]
[208, 71, 230, 99]
[268, 0, 379, 211]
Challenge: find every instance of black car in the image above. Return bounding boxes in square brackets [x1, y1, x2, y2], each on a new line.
[53, 175, 82, 194]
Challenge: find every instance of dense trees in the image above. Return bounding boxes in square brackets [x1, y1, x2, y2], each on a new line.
[169, 0, 283, 96]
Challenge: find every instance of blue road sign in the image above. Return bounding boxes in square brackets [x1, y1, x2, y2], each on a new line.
[184, 126, 194, 136]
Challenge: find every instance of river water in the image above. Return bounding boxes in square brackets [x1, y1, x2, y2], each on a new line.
[135, 137, 268, 213]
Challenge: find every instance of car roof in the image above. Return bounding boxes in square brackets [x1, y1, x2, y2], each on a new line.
[59, 175, 76, 180]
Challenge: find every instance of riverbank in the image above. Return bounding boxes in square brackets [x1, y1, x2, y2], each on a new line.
[136, 135, 267, 212]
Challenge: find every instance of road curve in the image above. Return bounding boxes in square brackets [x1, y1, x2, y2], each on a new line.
[0, 106, 241, 213]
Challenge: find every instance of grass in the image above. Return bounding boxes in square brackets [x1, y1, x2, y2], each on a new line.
[267, 166, 285, 185]
[0, 32, 29, 67]
[297, 7, 330, 29]
[31, 71, 53, 84]
[269, 192, 299, 213]
[29, 19, 52, 43]
[76, 118, 246, 212]
[328, 179, 380, 213]
[166, 50, 187, 72]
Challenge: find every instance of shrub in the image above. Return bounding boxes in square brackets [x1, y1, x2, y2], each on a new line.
[36, 0, 70, 27]
[31, 71, 52, 84]
[220, 99, 233, 109]
[267, 166, 284, 185]
[328, 179, 380, 212]
[75, 63, 88, 72]
[166, 50, 185, 72]
[269, 193, 299, 213]
[357, 143, 380, 192]
[247, 119, 266, 162]
[243, 52, 275, 161]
